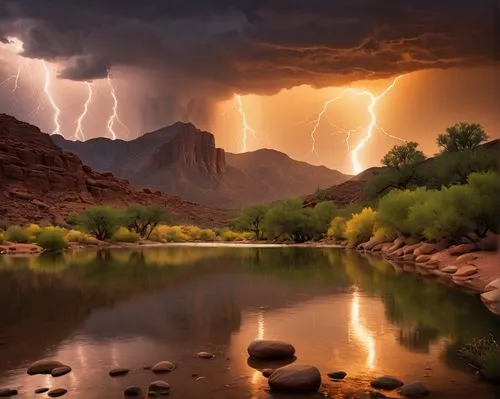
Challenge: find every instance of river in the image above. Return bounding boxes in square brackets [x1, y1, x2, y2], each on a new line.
[0, 246, 499, 398]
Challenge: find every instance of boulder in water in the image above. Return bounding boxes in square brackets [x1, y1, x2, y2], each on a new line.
[27, 360, 65, 375]
[247, 340, 295, 360]
[268, 364, 321, 393]
[370, 375, 404, 390]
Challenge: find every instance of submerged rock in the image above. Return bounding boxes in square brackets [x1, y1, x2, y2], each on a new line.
[397, 381, 430, 397]
[268, 364, 321, 393]
[247, 340, 295, 360]
[109, 368, 130, 377]
[328, 371, 347, 380]
[47, 388, 67, 397]
[27, 360, 65, 375]
[148, 380, 170, 395]
[51, 366, 71, 377]
[152, 361, 176, 373]
[370, 376, 404, 390]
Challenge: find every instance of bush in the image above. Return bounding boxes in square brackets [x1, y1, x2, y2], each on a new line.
[221, 230, 240, 242]
[344, 208, 377, 247]
[150, 225, 189, 242]
[264, 198, 317, 243]
[459, 336, 500, 382]
[0, 231, 5, 244]
[372, 225, 397, 242]
[198, 228, 217, 241]
[327, 217, 347, 240]
[25, 224, 43, 242]
[79, 206, 121, 241]
[0, 220, 9, 231]
[112, 227, 140, 243]
[313, 201, 338, 236]
[65, 230, 99, 245]
[36, 229, 68, 252]
[467, 171, 500, 235]
[5, 226, 30, 243]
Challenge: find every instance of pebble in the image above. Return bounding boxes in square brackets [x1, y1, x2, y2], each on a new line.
[124, 386, 143, 397]
[51, 366, 72, 377]
[0, 389, 17, 397]
[109, 368, 130, 377]
[262, 368, 274, 378]
[397, 381, 430, 397]
[148, 380, 170, 395]
[197, 352, 215, 359]
[152, 361, 176, 373]
[35, 388, 49, 394]
[27, 360, 65, 375]
[327, 371, 347, 380]
[48, 388, 67, 397]
[370, 376, 404, 390]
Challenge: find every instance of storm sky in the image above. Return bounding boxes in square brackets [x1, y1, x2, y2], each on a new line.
[0, 0, 499, 173]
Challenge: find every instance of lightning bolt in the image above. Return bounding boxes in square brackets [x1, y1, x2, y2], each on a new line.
[106, 72, 129, 140]
[74, 82, 94, 141]
[308, 75, 405, 174]
[235, 94, 261, 153]
[42, 61, 62, 135]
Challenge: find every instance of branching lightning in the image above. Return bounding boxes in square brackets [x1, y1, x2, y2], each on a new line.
[308, 75, 405, 174]
[106, 72, 129, 140]
[235, 94, 257, 152]
[75, 82, 94, 141]
[42, 61, 62, 135]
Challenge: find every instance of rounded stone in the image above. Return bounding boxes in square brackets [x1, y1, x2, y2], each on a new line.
[268, 364, 321, 393]
[27, 360, 65, 375]
[247, 340, 295, 360]
[35, 388, 49, 394]
[328, 371, 347, 380]
[370, 376, 404, 390]
[148, 380, 170, 395]
[152, 361, 176, 373]
[51, 366, 72, 377]
[397, 381, 430, 397]
[109, 368, 130, 377]
[48, 388, 67, 397]
[197, 352, 214, 359]
[124, 386, 143, 397]
[262, 368, 274, 378]
[0, 389, 17, 397]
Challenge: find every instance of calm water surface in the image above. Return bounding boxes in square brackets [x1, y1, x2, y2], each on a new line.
[0, 247, 499, 398]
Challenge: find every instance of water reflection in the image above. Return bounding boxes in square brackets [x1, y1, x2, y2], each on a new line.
[350, 290, 376, 370]
[0, 247, 499, 398]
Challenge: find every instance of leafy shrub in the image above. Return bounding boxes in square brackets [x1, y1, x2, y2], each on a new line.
[327, 217, 347, 240]
[0, 220, 9, 231]
[240, 232, 255, 241]
[112, 227, 140, 243]
[79, 206, 121, 241]
[372, 225, 397, 242]
[36, 229, 68, 252]
[65, 230, 99, 245]
[344, 208, 377, 247]
[25, 224, 43, 242]
[467, 171, 500, 235]
[198, 228, 217, 241]
[5, 226, 30, 243]
[221, 230, 240, 241]
[264, 198, 317, 243]
[459, 336, 500, 383]
[0, 231, 5, 244]
[313, 201, 338, 236]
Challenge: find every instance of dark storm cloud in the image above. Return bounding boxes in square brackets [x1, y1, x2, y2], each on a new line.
[0, 0, 498, 94]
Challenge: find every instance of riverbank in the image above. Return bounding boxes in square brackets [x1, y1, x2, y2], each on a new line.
[332, 235, 500, 315]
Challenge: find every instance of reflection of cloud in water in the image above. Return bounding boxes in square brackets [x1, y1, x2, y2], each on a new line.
[350, 290, 376, 370]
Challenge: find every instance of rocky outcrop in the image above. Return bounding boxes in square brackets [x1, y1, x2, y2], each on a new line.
[0, 114, 229, 226]
[53, 123, 349, 208]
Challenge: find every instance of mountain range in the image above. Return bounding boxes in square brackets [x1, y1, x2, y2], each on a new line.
[52, 122, 349, 208]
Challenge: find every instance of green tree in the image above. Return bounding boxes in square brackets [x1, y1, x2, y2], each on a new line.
[234, 204, 269, 240]
[467, 171, 500, 235]
[124, 204, 169, 239]
[382, 141, 425, 169]
[263, 198, 317, 243]
[313, 201, 338, 235]
[437, 122, 489, 153]
[79, 206, 121, 241]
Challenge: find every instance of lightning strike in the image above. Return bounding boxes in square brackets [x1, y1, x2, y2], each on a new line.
[308, 75, 405, 174]
[106, 73, 129, 140]
[42, 61, 62, 135]
[75, 82, 94, 141]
